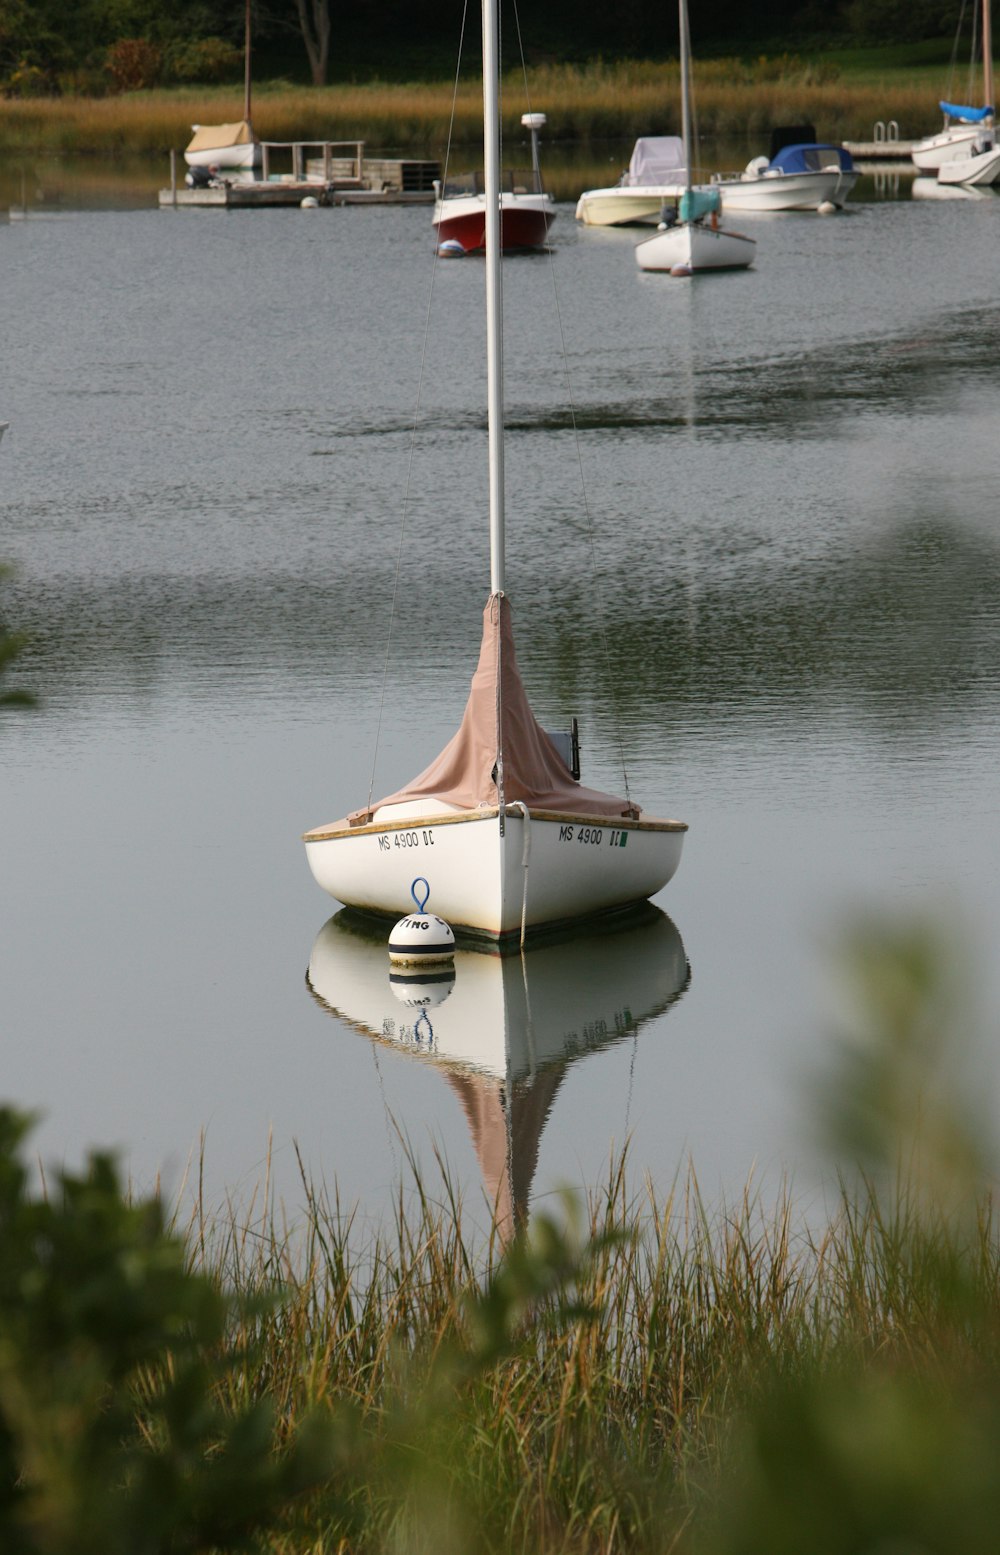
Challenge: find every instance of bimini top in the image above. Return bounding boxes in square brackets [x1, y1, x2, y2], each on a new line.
[625, 136, 687, 186]
[940, 101, 994, 122]
[770, 143, 855, 174]
[356, 594, 639, 823]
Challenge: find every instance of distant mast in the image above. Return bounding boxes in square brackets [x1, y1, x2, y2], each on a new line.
[985, 0, 995, 124]
[244, 0, 253, 129]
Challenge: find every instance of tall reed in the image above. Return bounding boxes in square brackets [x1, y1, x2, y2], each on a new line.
[0, 60, 949, 155]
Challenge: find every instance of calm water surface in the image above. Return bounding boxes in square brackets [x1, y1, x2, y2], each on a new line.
[2, 168, 1000, 1223]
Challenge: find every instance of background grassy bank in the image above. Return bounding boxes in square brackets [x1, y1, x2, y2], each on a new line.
[0, 59, 962, 156]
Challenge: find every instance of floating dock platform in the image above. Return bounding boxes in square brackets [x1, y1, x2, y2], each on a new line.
[843, 123, 915, 161]
[160, 141, 440, 208]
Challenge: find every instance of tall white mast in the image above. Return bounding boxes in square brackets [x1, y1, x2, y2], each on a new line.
[679, 0, 693, 196]
[483, 0, 505, 595]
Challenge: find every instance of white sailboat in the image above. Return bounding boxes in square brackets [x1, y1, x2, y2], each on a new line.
[303, 0, 687, 944]
[634, 0, 756, 276]
[184, 0, 261, 171]
[307, 905, 690, 1236]
[912, 0, 997, 179]
[937, 0, 1000, 185]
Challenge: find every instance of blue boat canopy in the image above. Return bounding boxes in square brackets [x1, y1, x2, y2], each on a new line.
[679, 186, 722, 222]
[939, 101, 994, 121]
[770, 143, 855, 174]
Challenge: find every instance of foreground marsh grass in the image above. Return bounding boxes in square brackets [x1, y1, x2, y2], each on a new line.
[2, 918, 998, 1552]
[0, 60, 964, 155]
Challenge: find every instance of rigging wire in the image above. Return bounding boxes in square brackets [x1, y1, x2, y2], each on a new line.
[364, 0, 470, 813]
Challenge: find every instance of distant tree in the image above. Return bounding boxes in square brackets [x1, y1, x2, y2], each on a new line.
[292, 0, 330, 85]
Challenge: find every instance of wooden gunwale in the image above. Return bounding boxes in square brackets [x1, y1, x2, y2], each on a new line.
[303, 806, 688, 843]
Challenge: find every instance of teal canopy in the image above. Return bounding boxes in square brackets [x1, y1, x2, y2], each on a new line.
[679, 187, 721, 223]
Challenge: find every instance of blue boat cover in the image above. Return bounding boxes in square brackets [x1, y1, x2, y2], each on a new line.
[770, 143, 855, 174]
[939, 101, 994, 121]
[680, 186, 721, 222]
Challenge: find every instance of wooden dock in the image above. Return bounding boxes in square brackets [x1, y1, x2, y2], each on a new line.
[843, 122, 915, 161]
[159, 141, 440, 208]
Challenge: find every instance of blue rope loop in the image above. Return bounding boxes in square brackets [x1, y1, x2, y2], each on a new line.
[410, 877, 431, 912]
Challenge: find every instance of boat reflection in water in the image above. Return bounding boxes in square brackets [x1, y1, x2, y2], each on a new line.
[306, 905, 690, 1239]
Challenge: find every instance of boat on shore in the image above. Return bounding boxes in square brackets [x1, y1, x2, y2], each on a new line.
[183, 1, 261, 171]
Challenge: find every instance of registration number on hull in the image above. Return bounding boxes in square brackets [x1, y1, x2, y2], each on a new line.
[558, 825, 629, 849]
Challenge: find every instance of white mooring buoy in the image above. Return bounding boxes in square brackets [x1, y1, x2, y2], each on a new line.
[437, 238, 466, 258]
[388, 877, 456, 966]
[301, 195, 319, 208]
[389, 966, 456, 1007]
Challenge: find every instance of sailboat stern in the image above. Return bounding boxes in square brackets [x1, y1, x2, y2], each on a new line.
[303, 804, 686, 940]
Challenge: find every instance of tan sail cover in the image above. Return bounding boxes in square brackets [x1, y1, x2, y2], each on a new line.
[362, 593, 638, 821]
[186, 121, 254, 153]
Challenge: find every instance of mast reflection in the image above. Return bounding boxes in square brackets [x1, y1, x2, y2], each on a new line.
[306, 905, 690, 1238]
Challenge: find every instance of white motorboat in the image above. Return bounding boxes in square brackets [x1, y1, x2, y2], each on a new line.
[304, 0, 687, 943]
[433, 110, 555, 252]
[183, 1, 261, 170]
[634, 0, 755, 276]
[575, 137, 689, 226]
[306, 904, 690, 1235]
[712, 142, 857, 212]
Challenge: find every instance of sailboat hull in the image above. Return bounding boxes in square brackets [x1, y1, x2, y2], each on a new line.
[635, 220, 756, 275]
[911, 126, 981, 170]
[938, 142, 1000, 184]
[304, 806, 686, 940]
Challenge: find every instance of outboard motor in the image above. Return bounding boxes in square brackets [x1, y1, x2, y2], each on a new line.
[185, 165, 212, 189]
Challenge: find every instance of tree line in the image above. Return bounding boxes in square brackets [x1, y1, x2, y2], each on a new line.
[0, 0, 971, 96]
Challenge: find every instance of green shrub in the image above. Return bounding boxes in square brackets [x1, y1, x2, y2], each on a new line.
[167, 37, 244, 86]
[105, 38, 162, 93]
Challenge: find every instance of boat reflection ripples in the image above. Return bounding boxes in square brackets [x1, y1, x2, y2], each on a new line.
[306, 905, 690, 1238]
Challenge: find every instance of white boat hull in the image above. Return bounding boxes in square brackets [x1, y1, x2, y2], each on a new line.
[304, 805, 686, 941]
[184, 141, 261, 170]
[938, 142, 1000, 184]
[911, 125, 981, 170]
[635, 220, 756, 275]
[574, 184, 688, 226]
[714, 167, 857, 211]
